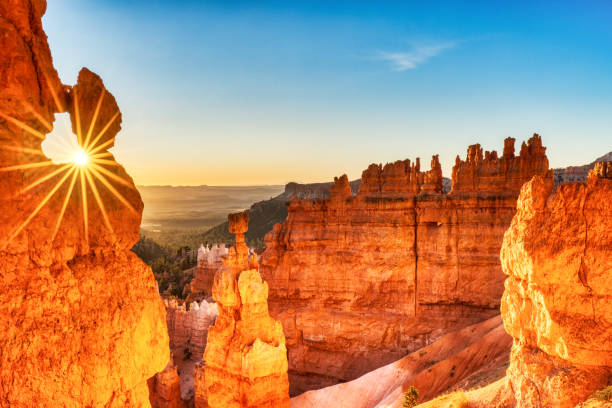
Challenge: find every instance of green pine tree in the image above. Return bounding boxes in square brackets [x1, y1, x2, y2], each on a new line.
[403, 386, 419, 408]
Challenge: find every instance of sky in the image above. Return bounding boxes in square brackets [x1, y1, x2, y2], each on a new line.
[43, 1, 612, 186]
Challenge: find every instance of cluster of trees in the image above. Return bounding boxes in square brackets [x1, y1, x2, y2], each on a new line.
[132, 196, 290, 299]
[199, 198, 288, 248]
[132, 236, 196, 298]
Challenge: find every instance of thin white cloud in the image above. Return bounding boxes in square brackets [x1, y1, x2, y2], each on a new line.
[378, 42, 454, 71]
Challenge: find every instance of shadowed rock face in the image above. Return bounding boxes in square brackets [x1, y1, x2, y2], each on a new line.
[261, 135, 552, 394]
[500, 165, 612, 407]
[0, 1, 169, 406]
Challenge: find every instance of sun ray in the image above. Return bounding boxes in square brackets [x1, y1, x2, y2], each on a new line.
[86, 111, 119, 152]
[5, 166, 76, 246]
[19, 163, 71, 195]
[89, 162, 134, 188]
[51, 168, 79, 242]
[0, 160, 55, 172]
[21, 101, 53, 132]
[84, 89, 105, 150]
[79, 167, 89, 243]
[73, 87, 83, 146]
[88, 136, 115, 156]
[0, 144, 46, 156]
[90, 151, 113, 160]
[84, 168, 115, 237]
[0, 111, 46, 140]
[91, 158, 120, 167]
[43, 72, 65, 113]
[88, 165, 138, 214]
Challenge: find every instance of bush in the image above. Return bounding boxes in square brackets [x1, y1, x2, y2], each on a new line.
[403, 386, 419, 408]
[593, 385, 612, 401]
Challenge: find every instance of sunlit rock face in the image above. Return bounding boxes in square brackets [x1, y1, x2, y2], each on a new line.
[501, 164, 612, 407]
[203, 211, 290, 408]
[0, 1, 169, 406]
[261, 135, 552, 394]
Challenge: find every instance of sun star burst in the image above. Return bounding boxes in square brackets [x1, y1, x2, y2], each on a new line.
[0, 83, 134, 248]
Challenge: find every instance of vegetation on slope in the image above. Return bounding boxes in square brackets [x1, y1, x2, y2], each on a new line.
[132, 235, 196, 297]
[200, 197, 288, 248]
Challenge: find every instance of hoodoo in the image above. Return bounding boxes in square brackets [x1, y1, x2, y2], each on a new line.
[261, 135, 552, 393]
[202, 211, 290, 408]
[0, 1, 169, 406]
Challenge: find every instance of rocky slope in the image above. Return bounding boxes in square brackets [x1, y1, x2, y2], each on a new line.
[260, 135, 552, 394]
[0, 1, 168, 406]
[291, 315, 512, 408]
[202, 211, 290, 408]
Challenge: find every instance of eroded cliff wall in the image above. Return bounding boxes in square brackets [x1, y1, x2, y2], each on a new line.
[0, 1, 169, 406]
[165, 299, 218, 359]
[261, 135, 551, 394]
[500, 163, 612, 407]
[417, 163, 612, 408]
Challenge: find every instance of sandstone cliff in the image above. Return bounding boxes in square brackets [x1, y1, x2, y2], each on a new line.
[202, 211, 290, 408]
[165, 299, 218, 363]
[500, 163, 612, 407]
[188, 244, 228, 300]
[0, 1, 169, 406]
[261, 135, 552, 394]
[159, 299, 218, 404]
[415, 162, 612, 408]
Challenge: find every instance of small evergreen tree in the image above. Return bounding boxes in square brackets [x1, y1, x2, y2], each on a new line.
[403, 386, 419, 408]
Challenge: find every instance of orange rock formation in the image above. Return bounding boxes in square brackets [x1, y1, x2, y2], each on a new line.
[148, 358, 186, 408]
[499, 164, 612, 407]
[261, 135, 552, 393]
[165, 299, 218, 363]
[415, 162, 612, 408]
[202, 211, 290, 408]
[162, 299, 218, 404]
[189, 244, 228, 300]
[0, 1, 169, 406]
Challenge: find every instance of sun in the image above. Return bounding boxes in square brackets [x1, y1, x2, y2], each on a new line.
[73, 149, 89, 166]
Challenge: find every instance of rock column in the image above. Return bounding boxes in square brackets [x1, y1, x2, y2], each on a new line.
[203, 211, 290, 408]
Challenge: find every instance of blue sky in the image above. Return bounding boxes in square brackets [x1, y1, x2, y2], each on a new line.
[43, 1, 612, 185]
